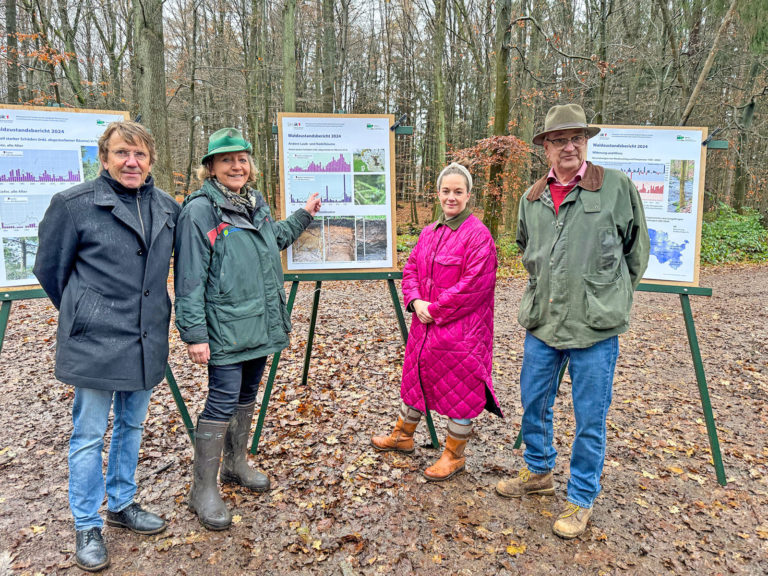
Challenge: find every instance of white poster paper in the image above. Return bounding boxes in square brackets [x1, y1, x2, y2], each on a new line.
[279, 114, 396, 272]
[0, 107, 127, 289]
[588, 126, 706, 285]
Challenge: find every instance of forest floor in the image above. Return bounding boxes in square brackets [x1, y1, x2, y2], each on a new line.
[1, 258, 767, 574]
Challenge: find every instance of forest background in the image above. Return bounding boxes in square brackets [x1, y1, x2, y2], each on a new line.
[1, 0, 767, 252]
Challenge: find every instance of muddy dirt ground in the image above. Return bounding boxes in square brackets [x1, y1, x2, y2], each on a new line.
[1, 265, 767, 575]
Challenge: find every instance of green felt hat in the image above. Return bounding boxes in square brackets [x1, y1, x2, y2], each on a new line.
[532, 104, 600, 146]
[201, 127, 252, 164]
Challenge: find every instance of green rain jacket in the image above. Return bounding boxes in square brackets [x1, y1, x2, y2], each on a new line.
[174, 180, 313, 365]
[517, 162, 650, 350]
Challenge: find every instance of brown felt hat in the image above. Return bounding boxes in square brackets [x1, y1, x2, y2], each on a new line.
[532, 104, 600, 146]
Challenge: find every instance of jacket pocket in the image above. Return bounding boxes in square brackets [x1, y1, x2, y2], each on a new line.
[214, 297, 268, 354]
[69, 286, 101, 342]
[433, 253, 463, 288]
[584, 273, 629, 329]
[517, 277, 542, 330]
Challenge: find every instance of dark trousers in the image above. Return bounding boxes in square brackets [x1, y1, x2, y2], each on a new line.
[200, 356, 268, 421]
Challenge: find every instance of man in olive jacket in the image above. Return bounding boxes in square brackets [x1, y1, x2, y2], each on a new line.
[34, 121, 179, 572]
[496, 104, 649, 539]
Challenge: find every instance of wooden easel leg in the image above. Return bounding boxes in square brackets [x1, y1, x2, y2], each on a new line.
[680, 294, 727, 485]
[251, 281, 300, 454]
[165, 364, 195, 445]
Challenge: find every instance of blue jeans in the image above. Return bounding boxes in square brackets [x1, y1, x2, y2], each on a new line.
[69, 387, 153, 530]
[519, 332, 619, 508]
[201, 357, 267, 421]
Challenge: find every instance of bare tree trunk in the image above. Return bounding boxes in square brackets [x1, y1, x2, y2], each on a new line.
[321, 0, 336, 113]
[679, 0, 739, 126]
[656, 0, 690, 111]
[733, 75, 757, 212]
[184, 0, 199, 195]
[485, 0, 511, 240]
[282, 0, 297, 113]
[6, 0, 20, 103]
[53, 0, 88, 105]
[431, 0, 447, 220]
[133, 0, 173, 193]
[593, 0, 612, 123]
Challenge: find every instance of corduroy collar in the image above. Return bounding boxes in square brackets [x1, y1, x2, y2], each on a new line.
[527, 161, 605, 201]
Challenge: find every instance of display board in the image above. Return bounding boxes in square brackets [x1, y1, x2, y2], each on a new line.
[0, 105, 129, 290]
[588, 125, 707, 287]
[278, 113, 398, 273]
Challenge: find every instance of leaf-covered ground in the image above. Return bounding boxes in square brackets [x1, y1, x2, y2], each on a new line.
[1, 265, 766, 575]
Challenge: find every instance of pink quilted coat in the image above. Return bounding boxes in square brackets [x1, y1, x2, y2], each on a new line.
[400, 214, 502, 419]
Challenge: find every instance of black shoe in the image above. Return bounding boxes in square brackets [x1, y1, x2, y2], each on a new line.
[75, 527, 109, 572]
[106, 503, 167, 535]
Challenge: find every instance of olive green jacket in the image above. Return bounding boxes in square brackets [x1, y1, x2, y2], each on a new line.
[516, 162, 649, 349]
[174, 180, 312, 365]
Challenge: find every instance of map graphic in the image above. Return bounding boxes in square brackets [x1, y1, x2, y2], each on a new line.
[649, 228, 688, 269]
[354, 149, 385, 172]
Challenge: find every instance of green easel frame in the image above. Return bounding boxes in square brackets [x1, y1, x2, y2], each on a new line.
[248, 271, 440, 455]
[0, 280, 725, 484]
[0, 288, 197, 446]
[511, 282, 726, 486]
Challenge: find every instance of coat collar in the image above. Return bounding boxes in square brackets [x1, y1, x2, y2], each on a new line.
[527, 161, 605, 201]
[93, 175, 173, 247]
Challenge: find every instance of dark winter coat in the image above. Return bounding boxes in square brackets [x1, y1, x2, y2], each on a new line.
[33, 174, 180, 391]
[173, 180, 312, 365]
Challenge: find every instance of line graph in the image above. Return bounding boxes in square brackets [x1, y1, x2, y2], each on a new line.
[0, 194, 52, 233]
[600, 161, 666, 200]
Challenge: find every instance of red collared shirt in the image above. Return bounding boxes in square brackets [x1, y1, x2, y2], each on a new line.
[547, 161, 588, 214]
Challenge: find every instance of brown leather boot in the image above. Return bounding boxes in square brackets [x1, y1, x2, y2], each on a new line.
[371, 417, 418, 453]
[495, 467, 555, 498]
[424, 420, 472, 482]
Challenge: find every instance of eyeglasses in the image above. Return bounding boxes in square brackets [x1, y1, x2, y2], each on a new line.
[110, 149, 149, 161]
[545, 135, 587, 149]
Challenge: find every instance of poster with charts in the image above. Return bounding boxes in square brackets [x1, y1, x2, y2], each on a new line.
[0, 106, 128, 290]
[278, 113, 397, 272]
[588, 126, 707, 286]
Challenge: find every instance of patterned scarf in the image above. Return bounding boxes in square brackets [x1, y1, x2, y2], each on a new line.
[210, 177, 257, 212]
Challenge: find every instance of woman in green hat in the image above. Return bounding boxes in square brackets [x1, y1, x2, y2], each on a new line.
[174, 128, 321, 530]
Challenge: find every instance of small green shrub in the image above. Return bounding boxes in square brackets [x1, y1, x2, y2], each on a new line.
[396, 233, 419, 254]
[700, 204, 768, 265]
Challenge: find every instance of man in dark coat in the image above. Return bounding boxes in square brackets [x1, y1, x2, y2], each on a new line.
[33, 121, 180, 572]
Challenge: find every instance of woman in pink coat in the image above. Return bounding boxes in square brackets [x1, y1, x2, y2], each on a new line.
[372, 163, 502, 481]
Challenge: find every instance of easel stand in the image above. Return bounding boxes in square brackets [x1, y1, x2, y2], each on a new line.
[0, 288, 197, 446]
[512, 283, 726, 486]
[1, 279, 725, 485]
[249, 272, 440, 454]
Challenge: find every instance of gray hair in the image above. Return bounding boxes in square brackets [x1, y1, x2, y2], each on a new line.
[437, 162, 473, 194]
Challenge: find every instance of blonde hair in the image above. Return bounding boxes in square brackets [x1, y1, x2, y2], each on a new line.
[437, 162, 472, 194]
[196, 154, 259, 186]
